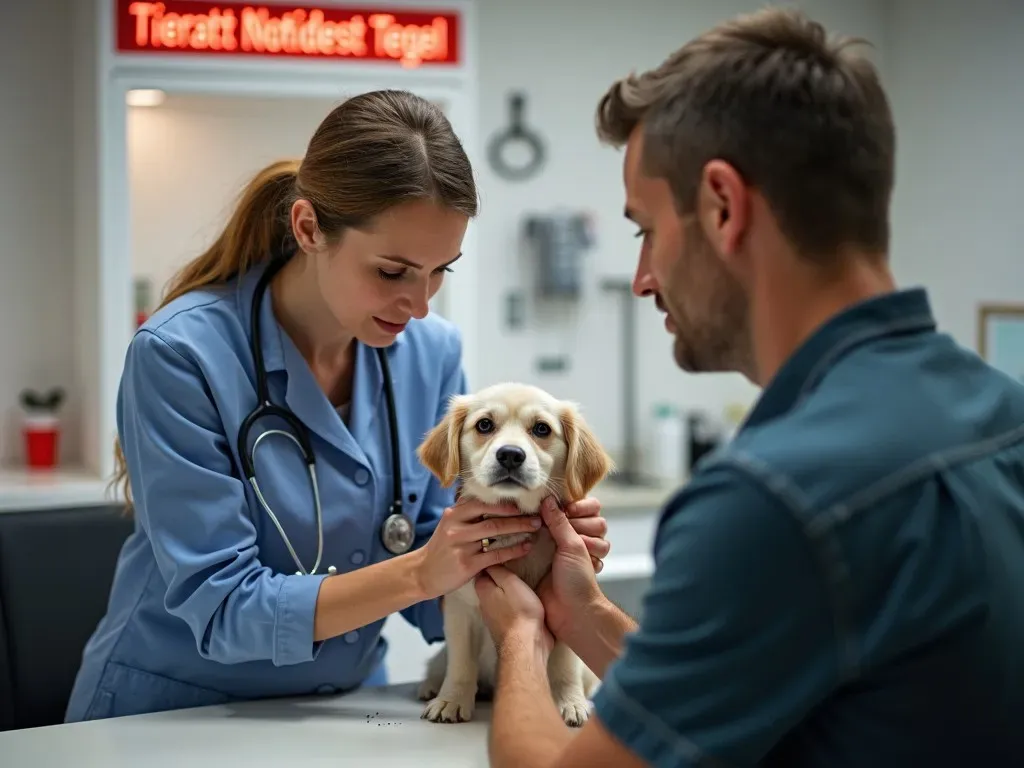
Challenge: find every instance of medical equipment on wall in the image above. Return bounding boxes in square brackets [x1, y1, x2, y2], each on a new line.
[522, 211, 595, 299]
[487, 92, 546, 182]
[239, 257, 414, 575]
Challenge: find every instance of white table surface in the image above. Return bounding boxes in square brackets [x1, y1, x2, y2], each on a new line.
[0, 683, 492, 767]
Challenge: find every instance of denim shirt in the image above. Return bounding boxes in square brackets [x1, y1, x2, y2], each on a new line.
[592, 288, 1024, 768]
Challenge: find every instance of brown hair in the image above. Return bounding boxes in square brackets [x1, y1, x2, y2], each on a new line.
[112, 89, 477, 510]
[595, 7, 895, 259]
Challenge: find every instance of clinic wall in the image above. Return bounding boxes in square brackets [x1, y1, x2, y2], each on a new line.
[127, 95, 341, 298]
[470, 0, 889, 464]
[0, 1, 80, 467]
[885, 0, 1024, 347]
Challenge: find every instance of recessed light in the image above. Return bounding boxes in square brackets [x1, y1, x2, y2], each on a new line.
[126, 89, 166, 107]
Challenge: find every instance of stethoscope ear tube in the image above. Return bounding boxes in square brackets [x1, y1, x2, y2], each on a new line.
[375, 348, 404, 515]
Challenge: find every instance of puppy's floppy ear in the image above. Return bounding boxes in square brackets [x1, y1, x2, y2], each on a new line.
[417, 395, 471, 487]
[559, 404, 614, 501]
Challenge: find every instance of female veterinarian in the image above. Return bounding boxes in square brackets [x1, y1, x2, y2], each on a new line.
[65, 90, 610, 722]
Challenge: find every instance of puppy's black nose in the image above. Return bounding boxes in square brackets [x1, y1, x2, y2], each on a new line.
[495, 446, 527, 470]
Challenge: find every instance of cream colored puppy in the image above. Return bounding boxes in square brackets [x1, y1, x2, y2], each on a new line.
[415, 382, 612, 726]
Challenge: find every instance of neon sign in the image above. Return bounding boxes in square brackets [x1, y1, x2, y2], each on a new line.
[116, 1, 460, 68]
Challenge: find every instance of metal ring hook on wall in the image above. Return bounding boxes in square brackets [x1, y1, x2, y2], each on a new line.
[487, 92, 546, 182]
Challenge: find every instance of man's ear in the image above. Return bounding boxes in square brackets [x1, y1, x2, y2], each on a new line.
[417, 396, 470, 488]
[559, 404, 614, 501]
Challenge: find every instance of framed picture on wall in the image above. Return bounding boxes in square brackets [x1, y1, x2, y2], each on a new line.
[978, 304, 1024, 384]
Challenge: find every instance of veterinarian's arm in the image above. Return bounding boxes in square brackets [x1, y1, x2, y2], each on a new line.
[397, 326, 468, 643]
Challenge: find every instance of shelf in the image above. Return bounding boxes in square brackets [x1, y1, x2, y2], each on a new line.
[0, 466, 118, 512]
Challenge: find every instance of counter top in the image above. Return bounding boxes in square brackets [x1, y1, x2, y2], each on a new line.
[0, 683, 493, 766]
[0, 466, 113, 512]
[0, 467, 678, 514]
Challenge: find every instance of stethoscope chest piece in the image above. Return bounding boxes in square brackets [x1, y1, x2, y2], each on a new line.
[381, 506, 415, 555]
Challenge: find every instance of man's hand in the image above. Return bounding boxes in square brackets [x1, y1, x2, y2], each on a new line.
[537, 498, 606, 641]
[563, 497, 611, 574]
[475, 565, 554, 655]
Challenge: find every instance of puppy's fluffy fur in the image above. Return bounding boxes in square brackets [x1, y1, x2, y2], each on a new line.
[415, 382, 613, 725]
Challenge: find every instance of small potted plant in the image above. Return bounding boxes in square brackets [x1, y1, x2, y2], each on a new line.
[20, 387, 66, 470]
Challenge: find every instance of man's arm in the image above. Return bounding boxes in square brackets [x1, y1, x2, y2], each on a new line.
[488, 461, 843, 768]
[487, 628, 578, 768]
[559, 597, 638, 678]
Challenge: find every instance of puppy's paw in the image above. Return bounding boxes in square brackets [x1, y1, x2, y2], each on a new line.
[416, 679, 439, 702]
[556, 695, 590, 728]
[421, 690, 476, 723]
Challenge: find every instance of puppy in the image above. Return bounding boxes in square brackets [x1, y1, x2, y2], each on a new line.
[415, 382, 613, 726]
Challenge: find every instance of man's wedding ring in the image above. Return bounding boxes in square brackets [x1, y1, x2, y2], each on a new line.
[480, 537, 491, 552]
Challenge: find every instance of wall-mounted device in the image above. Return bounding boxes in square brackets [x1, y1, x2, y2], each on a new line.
[487, 92, 546, 182]
[522, 212, 595, 299]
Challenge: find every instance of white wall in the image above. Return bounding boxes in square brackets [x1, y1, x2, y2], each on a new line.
[886, 0, 1024, 348]
[0, 0, 80, 467]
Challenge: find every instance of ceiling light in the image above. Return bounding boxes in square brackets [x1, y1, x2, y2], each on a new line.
[126, 89, 166, 107]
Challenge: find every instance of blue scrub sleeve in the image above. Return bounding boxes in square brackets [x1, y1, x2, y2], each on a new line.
[590, 463, 842, 767]
[397, 330, 469, 644]
[119, 329, 327, 667]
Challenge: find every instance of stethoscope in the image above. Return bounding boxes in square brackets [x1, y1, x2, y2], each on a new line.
[236, 257, 416, 576]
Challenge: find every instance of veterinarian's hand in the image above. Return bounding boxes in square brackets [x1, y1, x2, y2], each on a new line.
[414, 497, 542, 599]
[475, 565, 553, 655]
[537, 498, 605, 641]
[562, 496, 611, 574]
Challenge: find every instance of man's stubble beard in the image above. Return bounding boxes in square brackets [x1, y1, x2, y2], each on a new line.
[665, 223, 755, 378]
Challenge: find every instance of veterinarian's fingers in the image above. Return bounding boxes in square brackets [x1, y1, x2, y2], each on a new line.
[466, 515, 542, 543]
[479, 540, 533, 569]
[592, 556, 604, 573]
[564, 497, 602, 519]
[580, 534, 611, 560]
[569, 516, 608, 540]
[540, 500, 586, 551]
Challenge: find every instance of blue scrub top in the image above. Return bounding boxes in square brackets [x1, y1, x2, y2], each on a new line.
[592, 288, 1024, 767]
[65, 263, 466, 722]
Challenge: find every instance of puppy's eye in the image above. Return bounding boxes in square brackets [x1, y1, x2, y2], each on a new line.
[475, 418, 494, 434]
[532, 422, 552, 438]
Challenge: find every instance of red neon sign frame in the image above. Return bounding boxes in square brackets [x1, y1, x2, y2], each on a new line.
[115, 0, 460, 68]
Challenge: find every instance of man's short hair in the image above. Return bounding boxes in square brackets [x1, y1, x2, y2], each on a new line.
[596, 7, 895, 260]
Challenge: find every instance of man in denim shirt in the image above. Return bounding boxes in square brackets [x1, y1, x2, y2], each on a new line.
[474, 7, 1024, 768]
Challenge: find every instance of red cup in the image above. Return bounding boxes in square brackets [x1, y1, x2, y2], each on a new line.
[23, 413, 60, 470]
